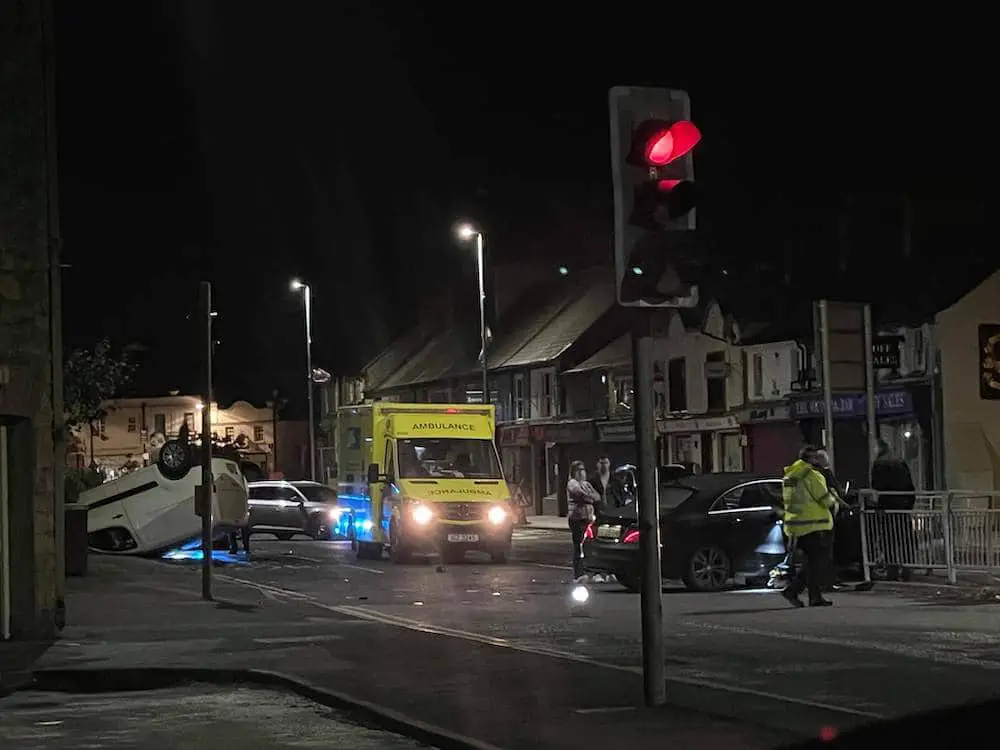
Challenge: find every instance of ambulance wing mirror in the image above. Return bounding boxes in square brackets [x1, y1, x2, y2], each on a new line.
[367, 463, 380, 484]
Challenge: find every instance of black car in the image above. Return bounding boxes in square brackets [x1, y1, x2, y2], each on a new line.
[585, 472, 863, 592]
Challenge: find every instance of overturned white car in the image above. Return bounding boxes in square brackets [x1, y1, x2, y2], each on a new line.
[78, 439, 249, 555]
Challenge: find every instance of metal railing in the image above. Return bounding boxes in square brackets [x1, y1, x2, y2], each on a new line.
[858, 490, 1000, 584]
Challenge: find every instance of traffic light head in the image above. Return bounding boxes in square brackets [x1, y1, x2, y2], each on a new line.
[610, 86, 700, 308]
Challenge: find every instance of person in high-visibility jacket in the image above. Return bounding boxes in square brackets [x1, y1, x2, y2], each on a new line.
[781, 445, 841, 608]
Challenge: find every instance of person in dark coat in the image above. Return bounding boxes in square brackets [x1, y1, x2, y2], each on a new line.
[591, 456, 614, 516]
[871, 439, 916, 580]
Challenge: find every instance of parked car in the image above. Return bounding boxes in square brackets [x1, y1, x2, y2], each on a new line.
[247, 480, 348, 541]
[585, 472, 863, 592]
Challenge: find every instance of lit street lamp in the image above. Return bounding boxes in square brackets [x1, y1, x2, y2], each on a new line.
[456, 223, 488, 405]
[290, 279, 316, 481]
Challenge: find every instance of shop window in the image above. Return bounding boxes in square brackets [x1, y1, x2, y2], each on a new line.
[253, 424, 264, 442]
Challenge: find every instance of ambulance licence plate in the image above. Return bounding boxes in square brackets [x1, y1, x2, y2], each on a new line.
[448, 534, 479, 543]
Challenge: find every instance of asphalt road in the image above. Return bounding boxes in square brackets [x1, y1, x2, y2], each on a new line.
[0, 686, 433, 749]
[221, 527, 1000, 726]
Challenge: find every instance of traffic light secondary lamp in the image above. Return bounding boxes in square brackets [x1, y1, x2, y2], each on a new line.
[609, 86, 701, 308]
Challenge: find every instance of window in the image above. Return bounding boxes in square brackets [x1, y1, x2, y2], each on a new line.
[706, 351, 727, 412]
[541, 371, 554, 417]
[127, 416, 137, 433]
[512, 374, 526, 420]
[295, 484, 339, 504]
[90, 419, 106, 437]
[710, 481, 783, 512]
[667, 358, 687, 412]
[153, 413, 166, 435]
[396, 438, 502, 479]
[225, 426, 235, 439]
[384, 440, 395, 480]
[253, 424, 264, 442]
[465, 383, 484, 404]
[615, 375, 634, 412]
[751, 353, 764, 398]
[184, 412, 195, 432]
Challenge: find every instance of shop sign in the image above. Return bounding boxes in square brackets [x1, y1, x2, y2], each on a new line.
[657, 414, 739, 434]
[873, 336, 904, 369]
[738, 404, 791, 423]
[792, 389, 912, 419]
[597, 420, 635, 443]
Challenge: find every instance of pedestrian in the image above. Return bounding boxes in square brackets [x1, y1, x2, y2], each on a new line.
[781, 445, 842, 608]
[871, 439, 916, 580]
[567, 459, 601, 582]
[591, 456, 614, 516]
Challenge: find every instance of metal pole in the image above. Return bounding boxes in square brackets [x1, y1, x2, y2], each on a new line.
[632, 310, 664, 706]
[818, 300, 836, 470]
[304, 285, 316, 481]
[477, 232, 488, 404]
[199, 281, 213, 601]
[929, 332, 945, 490]
[862, 304, 878, 472]
[271, 389, 279, 476]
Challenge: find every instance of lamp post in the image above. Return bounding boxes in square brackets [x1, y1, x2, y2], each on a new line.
[290, 279, 316, 481]
[457, 224, 488, 404]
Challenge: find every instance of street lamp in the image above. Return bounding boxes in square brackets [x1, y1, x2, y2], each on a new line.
[456, 223, 488, 405]
[290, 279, 316, 481]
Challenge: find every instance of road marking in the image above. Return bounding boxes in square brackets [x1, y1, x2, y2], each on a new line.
[215, 574, 883, 720]
[574, 706, 637, 715]
[682, 619, 1000, 671]
[337, 562, 385, 575]
[521, 562, 573, 571]
[253, 634, 344, 644]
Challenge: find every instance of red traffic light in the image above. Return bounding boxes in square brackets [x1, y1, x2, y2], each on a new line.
[629, 120, 701, 168]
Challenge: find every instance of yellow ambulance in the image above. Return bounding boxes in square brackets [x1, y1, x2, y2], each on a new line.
[336, 403, 513, 564]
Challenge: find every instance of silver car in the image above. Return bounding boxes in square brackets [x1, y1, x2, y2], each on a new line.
[247, 481, 346, 541]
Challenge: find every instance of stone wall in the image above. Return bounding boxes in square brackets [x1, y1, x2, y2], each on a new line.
[0, 0, 64, 639]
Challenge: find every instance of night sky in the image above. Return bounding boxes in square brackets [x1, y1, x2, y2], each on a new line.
[53, 5, 995, 413]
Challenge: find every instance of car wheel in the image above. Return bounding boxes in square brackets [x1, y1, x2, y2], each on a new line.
[274, 532, 295, 541]
[389, 522, 411, 564]
[683, 546, 730, 591]
[157, 439, 192, 481]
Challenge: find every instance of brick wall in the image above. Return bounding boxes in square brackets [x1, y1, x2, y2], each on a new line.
[0, 0, 64, 639]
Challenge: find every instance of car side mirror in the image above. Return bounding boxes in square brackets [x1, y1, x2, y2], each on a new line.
[367, 463, 380, 484]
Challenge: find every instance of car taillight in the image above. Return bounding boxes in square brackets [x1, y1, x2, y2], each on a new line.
[584, 523, 595, 540]
[622, 529, 640, 544]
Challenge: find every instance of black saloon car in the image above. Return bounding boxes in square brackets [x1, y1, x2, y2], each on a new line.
[584, 472, 863, 592]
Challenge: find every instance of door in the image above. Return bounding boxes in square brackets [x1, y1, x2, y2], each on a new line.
[706, 480, 783, 574]
[379, 440, 396, 541]
[248, 485, 301, 530]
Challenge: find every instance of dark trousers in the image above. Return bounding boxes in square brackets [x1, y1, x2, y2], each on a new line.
[785, 531, 833, 602]
[569, 519, 589, 578]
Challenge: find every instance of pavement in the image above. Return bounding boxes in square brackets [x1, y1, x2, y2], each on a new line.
[523, 515, 569, 532]
[5, 527, 1000, 748]
[0, 685, 432, 749]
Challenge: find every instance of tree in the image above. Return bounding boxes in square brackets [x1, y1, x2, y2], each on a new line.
[63, 338, 135, 431]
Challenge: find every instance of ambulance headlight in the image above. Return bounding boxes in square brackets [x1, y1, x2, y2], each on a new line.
[412, 505, 433, 525]
[487, 506, 507, 525]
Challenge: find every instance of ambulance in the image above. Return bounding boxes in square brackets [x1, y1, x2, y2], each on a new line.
[336, 403, 512, 564]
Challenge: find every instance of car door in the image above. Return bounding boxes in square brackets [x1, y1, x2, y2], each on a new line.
[705, 481, 783, 574]
[273, 486, 307, 530]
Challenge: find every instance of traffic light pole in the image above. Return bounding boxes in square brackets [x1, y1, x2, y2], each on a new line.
[632, 309, 664, 706]
[199, 281, 213, 601]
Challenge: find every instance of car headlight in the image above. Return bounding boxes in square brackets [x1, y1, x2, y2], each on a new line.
[328, 508, 342, 520]
[487, 505, 507, 525]
[411, 505, 433, 525]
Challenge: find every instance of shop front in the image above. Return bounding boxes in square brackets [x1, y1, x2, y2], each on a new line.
[792, 386, 931, 489]
[497, 424, 536, 516]
[531, 420, 597, 516]
[657, 415, 743, 473]
[595, 419, 637, 469]
[738, 403, 803, 475]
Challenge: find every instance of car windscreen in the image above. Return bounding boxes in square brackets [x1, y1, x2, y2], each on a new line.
[296, 485, 338, 504]
[397, 438, 502, 480]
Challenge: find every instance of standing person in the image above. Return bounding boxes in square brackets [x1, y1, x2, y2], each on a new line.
[871, 439, 916, 580]
[781, 445, 841, 608]
[567, 460, 601, 582]
[591, 456, 614, 516]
